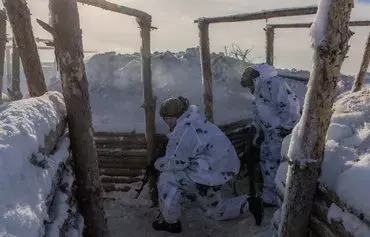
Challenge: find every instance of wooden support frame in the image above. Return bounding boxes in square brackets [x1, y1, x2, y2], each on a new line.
[0, 10, 6, 103]
[75, 0, 156, 166]
[265, 20, 370, 66]
[3, 0, 47, 97]
[194, 6, 318, 24]
[11, 38, 21, 99]
[5, 47, 10, 89]
[194, 6, 319, 122]
[352, 32, 370, 93]
[265, 25, 274, 66]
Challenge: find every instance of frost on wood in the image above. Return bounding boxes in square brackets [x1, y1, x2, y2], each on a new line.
[310, 0, 332, 47]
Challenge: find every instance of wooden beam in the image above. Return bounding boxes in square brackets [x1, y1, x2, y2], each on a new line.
[137, 17, 156, 165]
[11, 39, 21, 99]
[5, 47, 10, 89]
[198, 20, 214, 122]
[351, 32, 370, 93]
[194, 6, 318, 24]
[277, 0, 354, 236]
[49, 0, 109, 235]
[265, 25, 274, 66]
[77, 0, 150, 19]
[268, 20, 370, 29]
[0, 10, 6, 103]
[4, 0, 47, 97]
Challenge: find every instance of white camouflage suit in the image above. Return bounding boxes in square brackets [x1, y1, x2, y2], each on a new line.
[250, 64, 301, 205]
[154, 105, 250, 224]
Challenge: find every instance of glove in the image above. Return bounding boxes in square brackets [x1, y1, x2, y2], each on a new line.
[154, 157, 169, 172]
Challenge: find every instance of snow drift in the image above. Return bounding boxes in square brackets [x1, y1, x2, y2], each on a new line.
[47, 48, 369, 134]
[277, 88, 370, 236]
[0, 92, 83, 237]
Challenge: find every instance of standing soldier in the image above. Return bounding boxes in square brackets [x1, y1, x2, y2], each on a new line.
[240, 63, 301, 207]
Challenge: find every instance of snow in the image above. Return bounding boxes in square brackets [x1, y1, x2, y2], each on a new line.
[104, 182, 276, 237]
[46, 49, 368, 135]
[0, 136, 70, 237]
[327, 203, 370, 237]
[0, 92, 69, 237]
[310, 0, 332, 47]
[82, 49, 254, 133]
[278, 88, 370, 227]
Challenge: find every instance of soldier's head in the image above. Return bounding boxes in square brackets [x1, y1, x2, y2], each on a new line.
[240, 67, 260, 93]
[159, 96, 190, 130]
[241, 63, 278, 93]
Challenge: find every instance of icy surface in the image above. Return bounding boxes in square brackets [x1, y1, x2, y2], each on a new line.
[310, 0, 332, 47]
[278, 88, 370, 225]
[0, 92, 69, 237]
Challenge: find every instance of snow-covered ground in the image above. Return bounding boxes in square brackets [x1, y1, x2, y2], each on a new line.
[278, 88, 370, 235]
[104, 184, 276, 237]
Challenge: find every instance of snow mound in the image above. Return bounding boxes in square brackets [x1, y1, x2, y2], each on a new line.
[278, 88, 370, 224]
[83, 49, 254, 133]
[0, 92, 75, 237]
[48, 48, 368, 133]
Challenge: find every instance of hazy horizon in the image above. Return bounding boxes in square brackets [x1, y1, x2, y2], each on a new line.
[2, 0, 370, 75]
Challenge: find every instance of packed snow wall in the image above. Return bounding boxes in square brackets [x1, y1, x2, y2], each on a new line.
[275, 88, 370, 237]
[0, 92, 83, 237]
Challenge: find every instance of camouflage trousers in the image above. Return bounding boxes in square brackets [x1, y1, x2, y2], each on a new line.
[157, 171, 250, 223]
[260, 128, 285, 206]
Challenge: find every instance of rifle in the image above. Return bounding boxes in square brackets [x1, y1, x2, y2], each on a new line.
[134, 157, 157, 199]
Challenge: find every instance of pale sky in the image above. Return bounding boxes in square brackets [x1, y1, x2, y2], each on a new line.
[4, 0, 370, 74]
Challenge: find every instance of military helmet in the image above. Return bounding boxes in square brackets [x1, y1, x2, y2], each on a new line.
[159, 96, 190, 118]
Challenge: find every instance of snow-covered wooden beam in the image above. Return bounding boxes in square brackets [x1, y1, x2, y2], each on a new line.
[268, 20, 370, 29]
[77, 0, 151, 19]
[277, 0, 355, 236]
[194, 6, 317, 24]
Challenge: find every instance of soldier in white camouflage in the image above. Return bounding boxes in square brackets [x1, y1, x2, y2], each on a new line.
[240, 63, 301, 207]
[152, 96, 263, 234]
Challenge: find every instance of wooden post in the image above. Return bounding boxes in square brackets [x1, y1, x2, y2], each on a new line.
[6, 47, 11, 90]
[198, 19, 214, 122]
[351, 32, 370, 93]
[0, 10, 6, 103]
[49, 0, 109, 236]
[11, 39, 22, 100]
[265, 25, 275, 66]
[3, 0, 47, 97]
[137, 17, 156, 165]
[277, 1, 354, 237]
